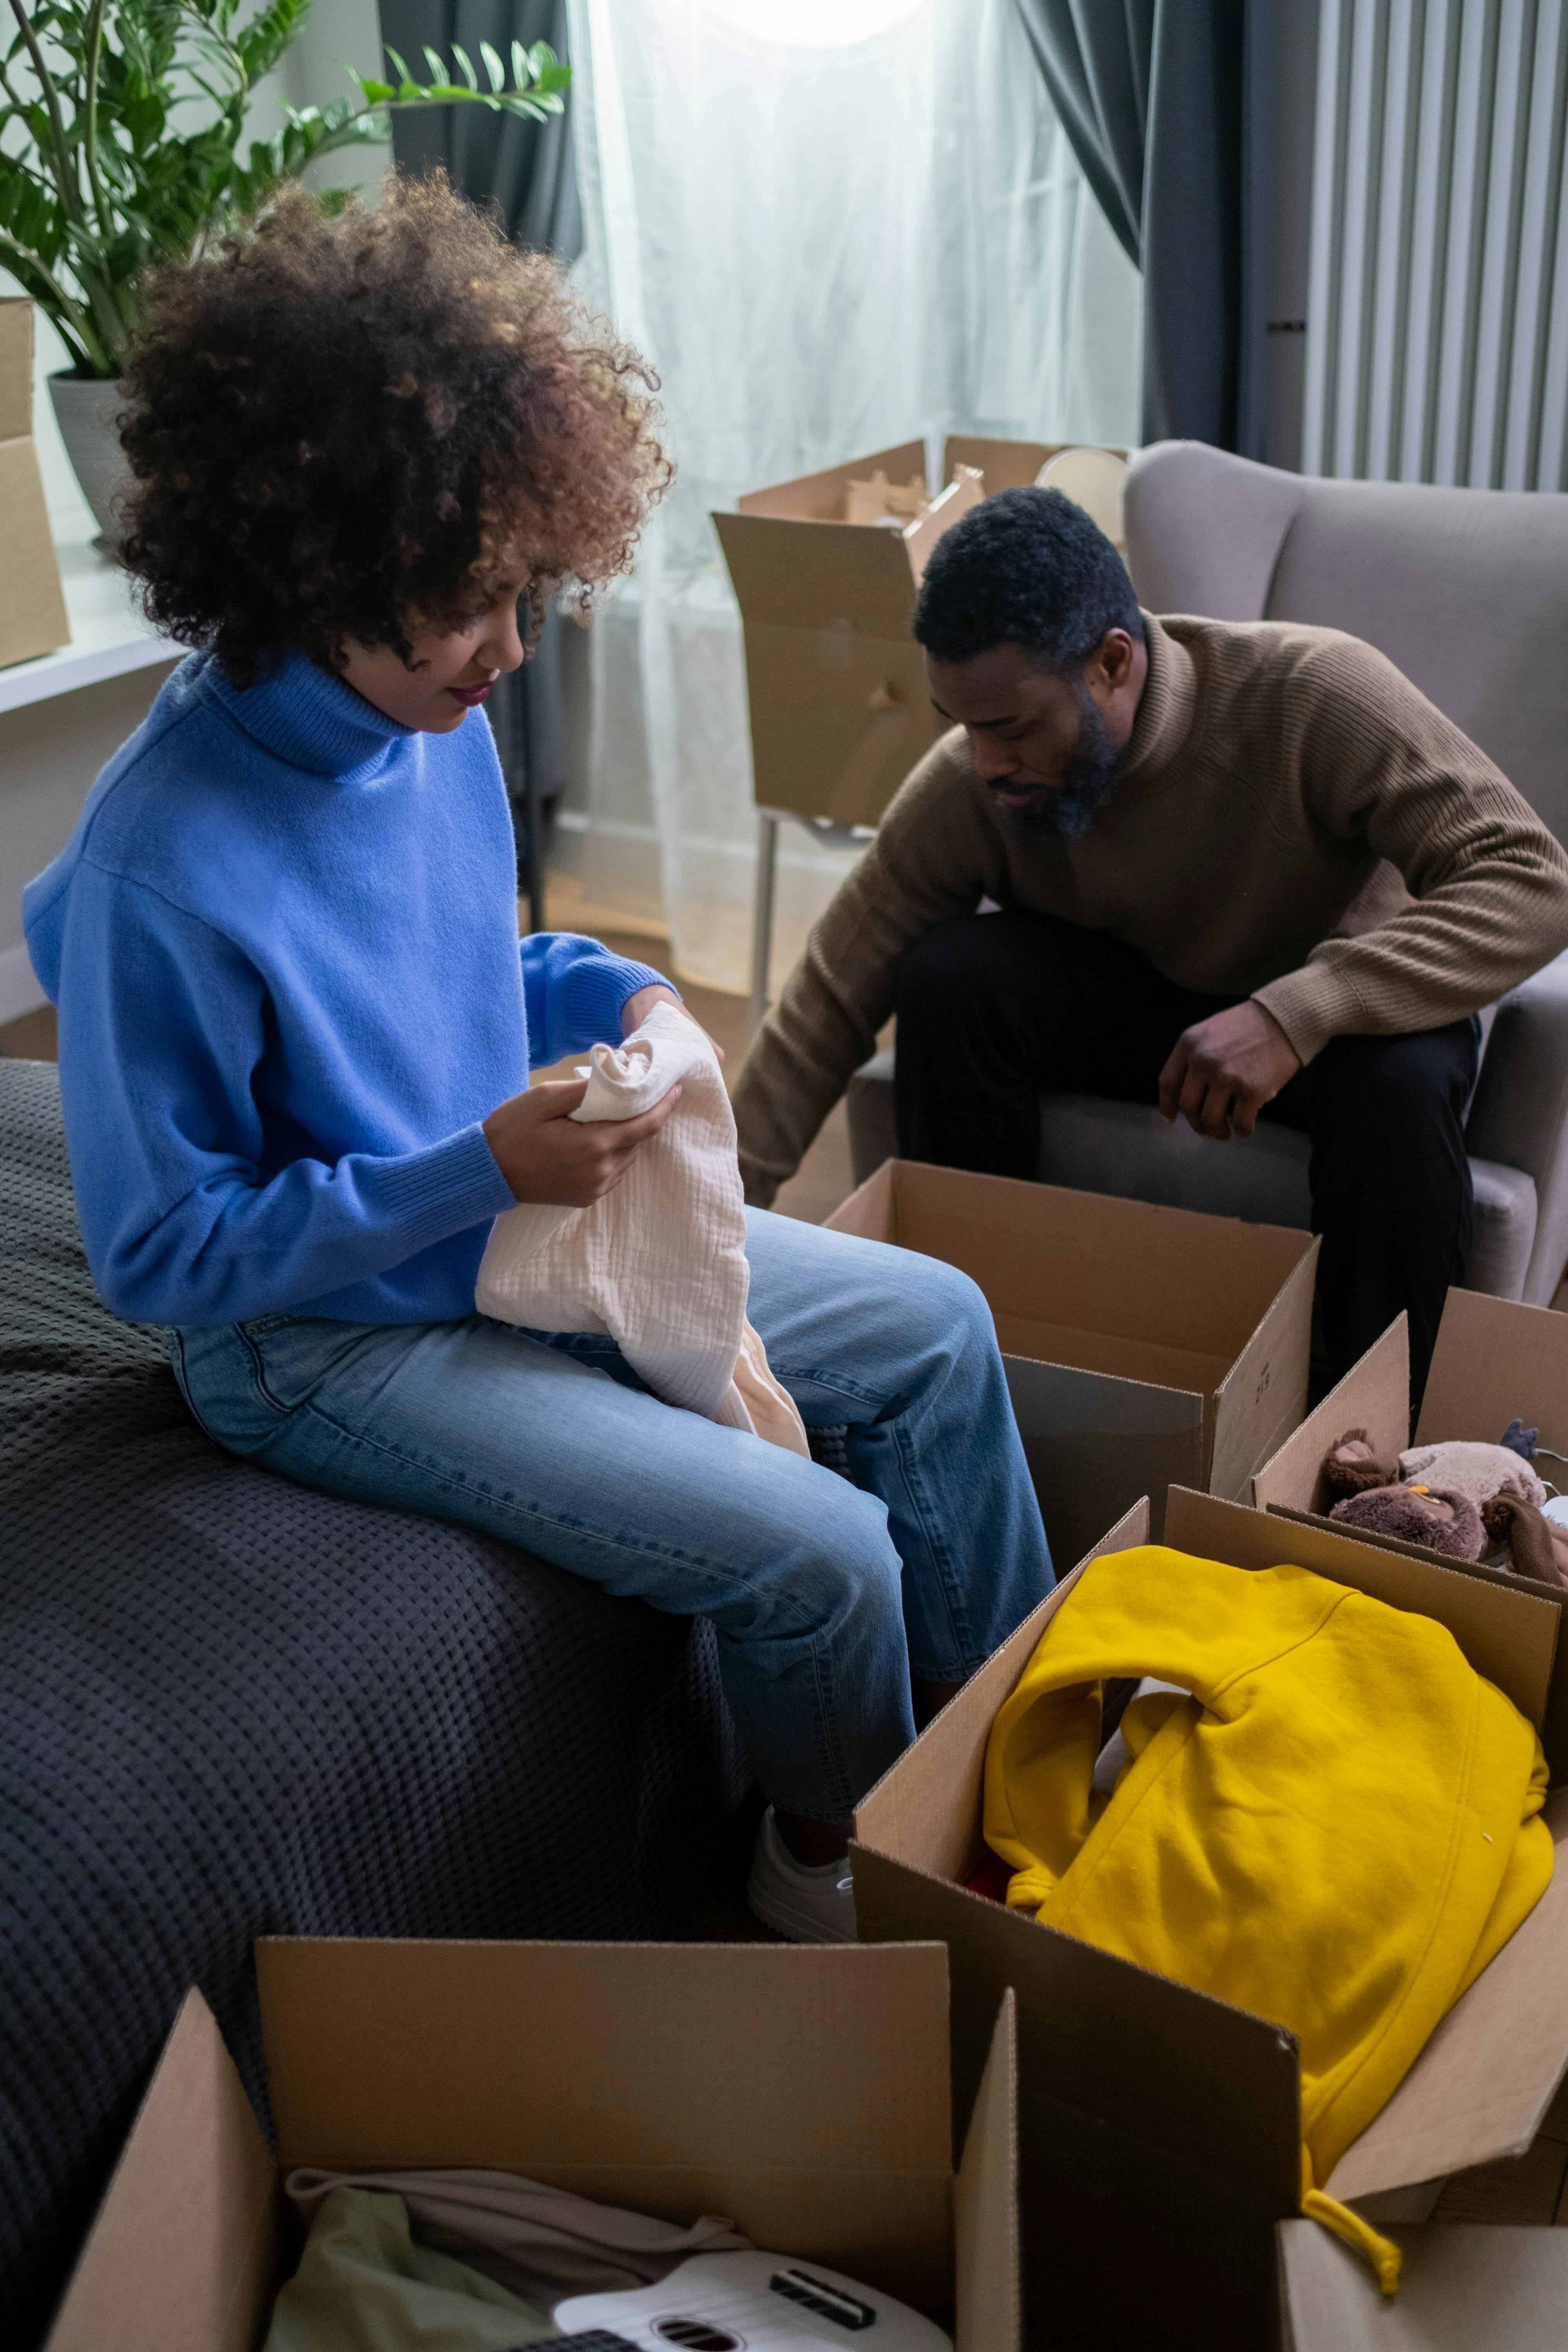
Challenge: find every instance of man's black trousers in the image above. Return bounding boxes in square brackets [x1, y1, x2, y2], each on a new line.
[892, 911, 1478, 1415]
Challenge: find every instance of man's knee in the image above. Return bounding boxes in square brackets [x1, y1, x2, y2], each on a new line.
[896, 917, 1007, 1031]
[1311, 1027, 1475, 1141]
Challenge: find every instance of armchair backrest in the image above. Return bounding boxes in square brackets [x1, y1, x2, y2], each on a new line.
[1123, 441, 1568, 843]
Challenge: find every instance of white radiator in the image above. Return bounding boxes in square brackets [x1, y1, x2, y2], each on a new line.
[1303, 0, 1568, 488]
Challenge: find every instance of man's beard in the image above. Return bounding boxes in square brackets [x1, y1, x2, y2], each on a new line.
[993, 690, 1124, 844]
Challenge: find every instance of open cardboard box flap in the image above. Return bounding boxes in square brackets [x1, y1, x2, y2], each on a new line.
[710, 505, 938, 827]
[716, 443, 964, 830]
[1254, 1303, 1568, 1777]
[853, 1488, 1568, 2229]
[1253, 1314, 1413, 1522]
[1257, 1294, 1568, 1505]
[46, 1943, 1019, 2352]
[736, 438, 928, 520]
[1419, 1287, 1568, 1450]
[736, 436, 1125, 518]
[942, 434, 1064, 490]
[42, 1987, 277, 2352]
[713, 508, 926, 635]
[1278, 2217, 1568, 2350]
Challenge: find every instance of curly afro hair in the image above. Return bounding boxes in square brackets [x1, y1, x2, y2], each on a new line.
[117, 172, 672, 685]
[912, 485, 1143, 673]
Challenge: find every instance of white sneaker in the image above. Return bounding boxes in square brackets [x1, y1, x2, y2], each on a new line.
[746, 1808, 858, 1943]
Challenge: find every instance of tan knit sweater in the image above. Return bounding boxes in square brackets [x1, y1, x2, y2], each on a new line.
[734, 613, 1568, 1206]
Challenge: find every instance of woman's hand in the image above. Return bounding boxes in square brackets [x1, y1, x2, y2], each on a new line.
[621, 982, 724, 1063]
[483, 1077, 681, 1205]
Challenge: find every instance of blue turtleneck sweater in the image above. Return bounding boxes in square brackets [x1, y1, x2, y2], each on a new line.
[22, 651, 668, 1328]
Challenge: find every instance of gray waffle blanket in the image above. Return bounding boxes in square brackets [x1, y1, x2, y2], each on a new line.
[0, 1059, 746, 2348]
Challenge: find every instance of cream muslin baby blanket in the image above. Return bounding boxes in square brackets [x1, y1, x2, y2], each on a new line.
[476, 1001, 809, 1455]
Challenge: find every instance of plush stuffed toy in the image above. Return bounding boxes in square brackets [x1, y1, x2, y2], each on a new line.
[1397, 1440, 1546, 1513]
[1320, 1429, 1402, 1501]
[1328, 1482, 1487, 1561]
[1481, 1493, 1568, 1590]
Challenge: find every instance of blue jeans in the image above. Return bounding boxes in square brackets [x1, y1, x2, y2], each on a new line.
[170, 1207, 1053, 1820]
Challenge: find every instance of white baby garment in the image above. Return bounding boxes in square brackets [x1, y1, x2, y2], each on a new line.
[476, 1001, 809, 1455]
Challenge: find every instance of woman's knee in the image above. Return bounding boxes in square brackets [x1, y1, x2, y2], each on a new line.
[895, 1253, 996, 1365]
[717, 1483, 903, 1648]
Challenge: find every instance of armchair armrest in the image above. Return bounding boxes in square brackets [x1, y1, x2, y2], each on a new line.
[1465, 948, 1568, 1304]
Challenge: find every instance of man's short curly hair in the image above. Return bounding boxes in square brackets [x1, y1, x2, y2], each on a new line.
[118, 173, 671, 685]
[912, 486, 1143, 673]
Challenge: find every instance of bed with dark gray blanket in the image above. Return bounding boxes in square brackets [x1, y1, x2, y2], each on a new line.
[0, 1058, 748, 2348]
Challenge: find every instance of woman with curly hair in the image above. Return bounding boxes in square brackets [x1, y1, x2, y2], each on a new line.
[23, 175, 1051, 1940]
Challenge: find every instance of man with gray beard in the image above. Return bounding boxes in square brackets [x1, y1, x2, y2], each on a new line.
[731, 488, 1568, 1411]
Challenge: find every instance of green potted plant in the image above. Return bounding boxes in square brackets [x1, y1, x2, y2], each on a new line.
[0, 0, 570, 538]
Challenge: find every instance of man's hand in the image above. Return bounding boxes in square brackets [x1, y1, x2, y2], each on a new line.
[483, 1077, 681, 1205]
[1158, 1001, 1301, 1141]
[621, 981, 724, 1063]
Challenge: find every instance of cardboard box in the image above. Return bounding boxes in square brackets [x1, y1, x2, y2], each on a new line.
[942, 435, 1076, 492]
[0, 299, 70, 668]
[1277, 2218, 1568, 2350]
[1253, 1296, 1568, 1773]
[714, 435, 1121, 829]
[44, 1939, 1019, 2352]
[826, 1159, 1319, 1557]
[851, 1488, 1568, 2352]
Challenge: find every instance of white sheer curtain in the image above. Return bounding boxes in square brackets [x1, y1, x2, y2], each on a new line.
[562, 0, 1142, 993]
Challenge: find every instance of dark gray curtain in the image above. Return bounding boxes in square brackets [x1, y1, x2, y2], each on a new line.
[379, 0, 578, 923]
[379, 0, 580, 259]
[1011, 0, 1248, 452]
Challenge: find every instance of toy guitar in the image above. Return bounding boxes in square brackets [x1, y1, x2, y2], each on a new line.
[548, 2248, 953, 2350]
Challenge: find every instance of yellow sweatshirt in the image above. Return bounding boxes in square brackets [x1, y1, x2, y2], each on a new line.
[983, 1546, 1553, 2290]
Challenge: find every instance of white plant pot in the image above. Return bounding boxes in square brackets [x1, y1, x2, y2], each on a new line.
[47, 372, 131, 546]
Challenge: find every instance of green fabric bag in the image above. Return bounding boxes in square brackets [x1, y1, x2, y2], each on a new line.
[266, 2186, 558, 2352]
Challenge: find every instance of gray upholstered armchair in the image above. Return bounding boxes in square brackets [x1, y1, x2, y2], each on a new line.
[846, 441, 1568, 1305]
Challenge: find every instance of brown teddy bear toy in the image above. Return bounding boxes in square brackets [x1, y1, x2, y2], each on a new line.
[1320, 1429, 1403, 1501]
[1328, 1482, 1486, 1561]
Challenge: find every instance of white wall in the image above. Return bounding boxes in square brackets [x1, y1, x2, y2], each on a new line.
[246, 0, 393, 200]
